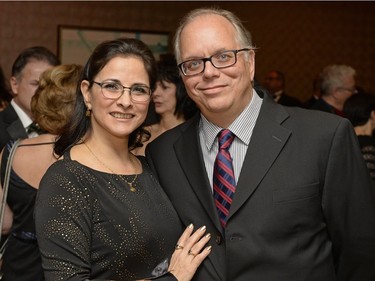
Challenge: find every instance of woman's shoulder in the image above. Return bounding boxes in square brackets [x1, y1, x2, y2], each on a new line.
[19, 134, 56, 145]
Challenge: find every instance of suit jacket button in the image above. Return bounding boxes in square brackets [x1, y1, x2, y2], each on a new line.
[216, 234, 222, 245]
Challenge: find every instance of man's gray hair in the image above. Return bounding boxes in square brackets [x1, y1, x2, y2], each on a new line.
[173, 7, 254, 63]
[320, 64, 356, 96]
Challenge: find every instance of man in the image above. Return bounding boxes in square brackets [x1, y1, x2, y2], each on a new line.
[0, 46, 59, 149]
[304, 73, 322, 108]
[146, 7, 375, 281]
[310, 64, 357, 116]
[263, 69, 302, 106]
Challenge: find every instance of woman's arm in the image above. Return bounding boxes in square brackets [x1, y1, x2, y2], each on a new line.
[0, 149, 14, 235]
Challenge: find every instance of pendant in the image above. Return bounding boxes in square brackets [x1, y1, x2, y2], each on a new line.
[129, 183, 136, 192]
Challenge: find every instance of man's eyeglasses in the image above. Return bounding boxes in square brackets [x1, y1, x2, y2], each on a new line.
[178, 48, 251, 76]
[93, 80, 151, 102]
[337, 87, 358, 95]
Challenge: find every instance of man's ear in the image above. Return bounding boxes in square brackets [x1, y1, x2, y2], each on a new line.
[10, 76, 19, 96]
[247, 50, 256, 81]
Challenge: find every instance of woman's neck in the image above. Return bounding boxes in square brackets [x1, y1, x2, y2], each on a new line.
[159, 113, 185, 132]
[354, 121, 372, 136]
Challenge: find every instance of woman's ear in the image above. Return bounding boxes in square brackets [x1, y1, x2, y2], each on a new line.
[81, 80, 91, 109]
[370, 110, 375, 121]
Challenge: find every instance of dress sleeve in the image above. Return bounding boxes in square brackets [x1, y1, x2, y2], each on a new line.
[35, 160, 95, 281]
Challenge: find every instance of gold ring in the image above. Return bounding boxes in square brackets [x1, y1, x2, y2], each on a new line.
[188, 249, 196, 257]
[175, 244, 184, 250]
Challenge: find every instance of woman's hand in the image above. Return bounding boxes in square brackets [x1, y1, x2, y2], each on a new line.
[168, 224, 211, 281]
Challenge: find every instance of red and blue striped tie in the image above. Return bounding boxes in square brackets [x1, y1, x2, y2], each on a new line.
[213, 129, 236, 227]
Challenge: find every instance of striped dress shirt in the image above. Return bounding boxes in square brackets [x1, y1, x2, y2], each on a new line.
[199, 89, 263, 190]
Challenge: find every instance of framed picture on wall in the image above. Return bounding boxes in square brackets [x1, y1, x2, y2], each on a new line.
[58, 25, 170, 65]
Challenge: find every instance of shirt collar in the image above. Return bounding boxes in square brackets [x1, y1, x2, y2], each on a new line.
[11, 99, 33, 128]
[201, 88, 262, 152]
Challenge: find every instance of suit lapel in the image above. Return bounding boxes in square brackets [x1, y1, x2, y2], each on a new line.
[7, 119, 27, 140]
[2, 105, 28, 140]
[174, 117, 226, 280]
[173, 117, 223, 230]
[229, 95, 292, 218]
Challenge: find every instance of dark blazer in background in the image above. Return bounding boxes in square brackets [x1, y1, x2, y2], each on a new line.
[146, 91, 375, 281]
[0, 105, 28, 150]
[277, 91, 303, 107]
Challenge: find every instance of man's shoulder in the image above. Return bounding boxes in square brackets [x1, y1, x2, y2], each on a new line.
[148, 116, 198, 150]
[0, 104, 18, 124]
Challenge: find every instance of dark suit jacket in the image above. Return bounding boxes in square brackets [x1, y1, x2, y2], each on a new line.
[277, 92, 303, 107]
[0, 104, 28, 150]
[146, 90, 375, 281]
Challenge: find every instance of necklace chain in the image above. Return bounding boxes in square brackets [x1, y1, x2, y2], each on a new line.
[84, 142, 137, 192]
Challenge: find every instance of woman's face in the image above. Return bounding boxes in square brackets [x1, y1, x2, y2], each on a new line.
[152, 80, 178, 116]
[82, 56, 150, 140]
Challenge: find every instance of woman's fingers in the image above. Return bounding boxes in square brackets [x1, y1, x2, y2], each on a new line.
[168, 224, 212, 281]
[187, 232, 211, 258]
[180, 225, 208, 253]
[174, 223, 194, 251]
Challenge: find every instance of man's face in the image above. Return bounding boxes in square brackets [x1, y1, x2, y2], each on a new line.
[10, 59, 54, 118]
[263, 71, 282, 95]
[333, 74, 357, 105]
[178, 14, 255, 127]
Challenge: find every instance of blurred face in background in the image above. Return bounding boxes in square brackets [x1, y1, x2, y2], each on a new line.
[10, 59, 54, 118]
[333, 74, 357, 105]
[263, 71, 282, 95]
[152, 80, 177, 116]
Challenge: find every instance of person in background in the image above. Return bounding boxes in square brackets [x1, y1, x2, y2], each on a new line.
[262, 69, 302, 106]
[146, 7, 375, 281]
[0, 64, 82, 281]
[133, 55, 198, 156]
[310, 64, 357, 116]
[303, 73, 322, 108]
[35, 38, 211, 281]
[0, 46, 60, 149]
[0, 66, 12, 111]
[344, 92, 375, 182]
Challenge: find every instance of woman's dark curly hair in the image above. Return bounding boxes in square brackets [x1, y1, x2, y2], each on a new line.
[54, 38, 157, 157]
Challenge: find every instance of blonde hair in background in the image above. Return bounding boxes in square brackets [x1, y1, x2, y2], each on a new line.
[31, 64, 82, 135]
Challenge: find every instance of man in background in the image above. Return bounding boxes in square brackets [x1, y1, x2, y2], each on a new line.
[0, 46, 59, 149]
[263, 69, 302, 106]
[310, 64, 357, 116]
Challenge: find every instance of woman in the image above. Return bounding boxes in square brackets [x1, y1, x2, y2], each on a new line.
[344, 92, 375, 181]
[0, 64, 82, 281]
[133, 56, 198, 156]
[34, 38, 210, 281]
[0, 66, 12, 111]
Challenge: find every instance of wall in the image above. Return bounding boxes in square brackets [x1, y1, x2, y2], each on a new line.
[0, 1, 374, 101]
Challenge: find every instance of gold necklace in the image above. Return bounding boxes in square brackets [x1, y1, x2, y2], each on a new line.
[83, 142, 137, 192]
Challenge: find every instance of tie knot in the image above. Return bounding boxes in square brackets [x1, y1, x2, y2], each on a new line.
[218, 129, 234, 150]
[27, 122, 44, 135]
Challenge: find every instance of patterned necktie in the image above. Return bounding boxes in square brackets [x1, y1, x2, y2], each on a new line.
[213, 129, 236, 227]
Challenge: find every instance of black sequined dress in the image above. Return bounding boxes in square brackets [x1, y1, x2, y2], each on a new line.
[0, 140, 44, 281]
[35, 151, 182, 281]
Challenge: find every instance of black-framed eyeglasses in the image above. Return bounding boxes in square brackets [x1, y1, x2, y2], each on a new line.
[336, 87, 358, 95]
[93, 80, 151, 102]
[178, 48, 251, 77]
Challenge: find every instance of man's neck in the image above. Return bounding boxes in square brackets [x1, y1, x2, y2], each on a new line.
[11, 99, 33, 128]
[322, 96, 343, 111]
